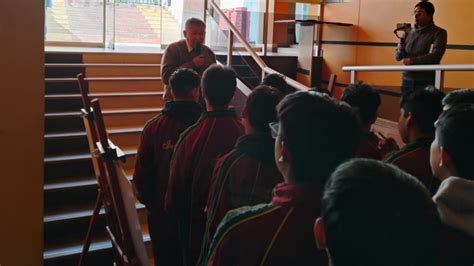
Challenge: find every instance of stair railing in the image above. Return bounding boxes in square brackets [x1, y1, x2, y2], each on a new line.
[207, 0, 311, 92]
[343, 64, 474, 90]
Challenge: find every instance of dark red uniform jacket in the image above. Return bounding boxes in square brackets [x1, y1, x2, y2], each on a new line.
[204, 183, 328, 266]
[200, 133, 283, 262]
[356, 132, 384, 160]
[437, 225, 474, 266]
[132, 101, 203, 266]
[384, 137, 440, 194]
[165, 110, 244, 265]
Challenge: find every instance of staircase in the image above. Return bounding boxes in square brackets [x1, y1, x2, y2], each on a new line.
[216, 54, 261, 89]
[44, 51, 163, 265]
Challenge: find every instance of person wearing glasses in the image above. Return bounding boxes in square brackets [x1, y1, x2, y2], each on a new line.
[395, 1, 447, 93]
[430, 104, 474, 266]
[202, 91, 360, 266]
[198, 86, 283, 263]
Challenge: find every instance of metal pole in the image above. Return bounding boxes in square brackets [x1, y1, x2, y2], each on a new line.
[263, 0, 269, 56]
[227, 31, 234, 66]
[435, 70, 444, 90]
[350, 71, 357, 84]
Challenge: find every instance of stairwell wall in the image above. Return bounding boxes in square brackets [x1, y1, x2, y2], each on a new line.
[0, 1, 44, 265]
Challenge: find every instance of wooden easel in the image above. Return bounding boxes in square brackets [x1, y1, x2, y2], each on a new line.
[77, 74, 148, 266]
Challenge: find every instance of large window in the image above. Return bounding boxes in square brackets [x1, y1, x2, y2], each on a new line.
[45, 0, 204, 47]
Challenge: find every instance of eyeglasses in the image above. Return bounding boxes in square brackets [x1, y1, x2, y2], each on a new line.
[269, 122, 280, 139]
[412, 10, 426, 16]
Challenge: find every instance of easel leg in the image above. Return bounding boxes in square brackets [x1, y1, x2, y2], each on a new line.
[78, 190, 104, 266]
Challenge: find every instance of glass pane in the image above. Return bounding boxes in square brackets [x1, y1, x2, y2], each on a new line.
[114, 0, 161, 46]
[217, 0, 265, 50]
[206, 11, 262, 89]
[45, 0, 104, 43]
[106, 0, 115, 48]
[160, 0, 205, 45]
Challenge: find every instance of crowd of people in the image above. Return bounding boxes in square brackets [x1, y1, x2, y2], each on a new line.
[130, 2, 473, 265]
[132, 61, 474, 266]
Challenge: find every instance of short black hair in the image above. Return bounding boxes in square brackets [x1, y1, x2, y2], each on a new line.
[277, 91, 360, 184]
[415, 1, 435, 16]
[201, 64, 237, 108]
[169, 68, 200, 98]
[341, 83, 381, 126]
[262, 73, 294, 95]
[436, 104, 474, 180]
[441, 88, 474, 110]
[185, 17, 206, 29]
[400, 86, 444, 136]
[321, 159, 440, 266]
[246, 85, 283, 133]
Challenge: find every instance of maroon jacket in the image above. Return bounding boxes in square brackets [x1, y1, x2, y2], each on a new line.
[132, 101, 202, 266]
[437, 225, 474, 266]
[384, 137, 440, 194]
[200, 133, 283, 261]
[204, 183, 328, 266]
[165, 110, 244, 265]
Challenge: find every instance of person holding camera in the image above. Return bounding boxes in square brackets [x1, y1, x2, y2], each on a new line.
[395, 1, 447, 94]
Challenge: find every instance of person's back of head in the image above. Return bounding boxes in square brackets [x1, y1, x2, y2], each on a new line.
[441, 88, 474, 111]
[341, 83, 381, 127]
[201, 64, 237, 110]
[400, 85, 444, 137]
[317, 159, 440, 266]
[169, 68, 201, 100]
[431, 104, 474, 181]
[276, 91, 360, 184]
[245, 85, 283, 133]
[262, 73, 293, 95]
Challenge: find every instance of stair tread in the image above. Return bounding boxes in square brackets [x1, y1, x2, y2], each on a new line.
[44, 201, 145, 223]
[45, 63, 161, 67]
[44, 147, 137, 163]
[45, 107, 162, 117]
[45, 91, 163, 99]
[45, 77, 161, 82]
[43, 232, 151, 260]
[45, 127, 143, 139]
[44, 173, 134, 192]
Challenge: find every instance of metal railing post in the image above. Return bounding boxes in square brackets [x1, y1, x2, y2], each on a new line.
[350, 71, 357, 84]
[263, 0, 269, 56]
[435, 70, 444, 90]
[227, 31, 234, 66]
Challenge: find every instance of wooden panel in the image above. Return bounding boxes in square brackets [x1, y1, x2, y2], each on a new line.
[0, 1, 44, 265]
[297, 24, 316, 86]
[435, 0, 474, 45]
[358, 0, 413, 43]
[321, 44, 357, 84]
[355, 46, 403, 86]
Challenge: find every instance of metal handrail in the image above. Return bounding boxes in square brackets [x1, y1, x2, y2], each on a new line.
[208, 0, 311, 91]
[343, 64, 474, 89]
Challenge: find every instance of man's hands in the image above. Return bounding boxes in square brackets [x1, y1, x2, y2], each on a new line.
[192, 55, 205, 68]
[402, 58, 412, 65]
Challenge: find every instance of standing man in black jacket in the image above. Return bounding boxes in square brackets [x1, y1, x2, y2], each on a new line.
[395, 1, 447, 93]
